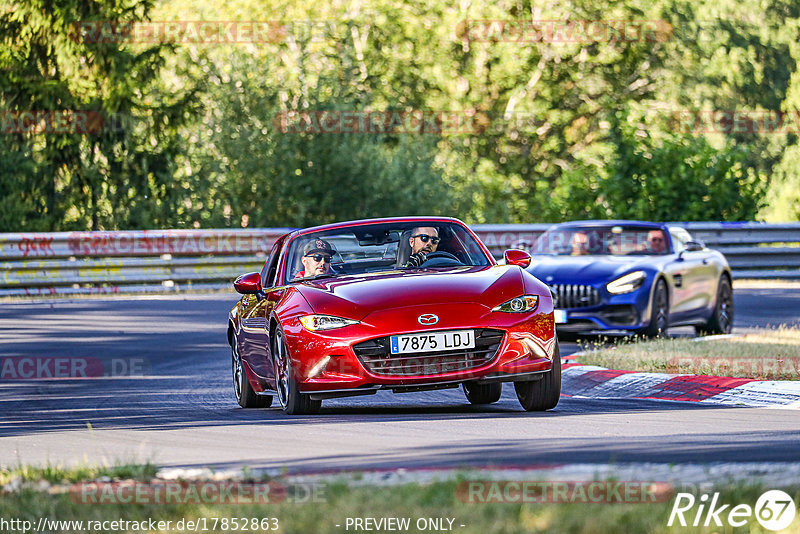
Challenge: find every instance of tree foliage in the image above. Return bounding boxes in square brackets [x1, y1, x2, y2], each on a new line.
[0, 0, 197, 230]
[604, 123, 764, 221]
[1, 0, 798, 230]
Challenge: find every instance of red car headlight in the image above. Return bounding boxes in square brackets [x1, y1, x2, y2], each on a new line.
[299, 314, 360, 331]
[492, 295, 539, 313]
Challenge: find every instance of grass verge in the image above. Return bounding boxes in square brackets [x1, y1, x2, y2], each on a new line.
[1, 469, 798, 534]
[0, 462, 159, 486]
[575, 325, 800, 379]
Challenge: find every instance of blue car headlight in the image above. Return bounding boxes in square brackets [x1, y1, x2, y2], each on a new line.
[607, 271, 646, 294]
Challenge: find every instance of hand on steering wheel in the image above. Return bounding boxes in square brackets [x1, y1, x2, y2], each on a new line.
[420, 251, 461, 263]
[406, 251, 428, 267]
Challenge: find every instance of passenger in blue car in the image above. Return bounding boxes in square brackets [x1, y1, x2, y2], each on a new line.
[570, 231, 589, 256]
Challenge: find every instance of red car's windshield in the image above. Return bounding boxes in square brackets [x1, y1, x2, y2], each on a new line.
[284, 222, 491, 281]
[534, 226, 670, 256]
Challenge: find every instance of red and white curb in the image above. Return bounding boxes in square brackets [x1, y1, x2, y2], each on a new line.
[562, 364, 800, 408]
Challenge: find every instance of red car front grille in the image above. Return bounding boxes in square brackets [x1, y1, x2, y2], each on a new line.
[353, 329, 504, 377]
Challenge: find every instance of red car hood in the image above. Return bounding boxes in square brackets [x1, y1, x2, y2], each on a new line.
[294, 266, 524, 321]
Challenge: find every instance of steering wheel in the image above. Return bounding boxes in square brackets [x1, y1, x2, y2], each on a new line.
[420, 251, 463, 266]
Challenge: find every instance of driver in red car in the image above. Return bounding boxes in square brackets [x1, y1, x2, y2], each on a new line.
[405, 226, 440, 267]
[295, 239, 336, 278]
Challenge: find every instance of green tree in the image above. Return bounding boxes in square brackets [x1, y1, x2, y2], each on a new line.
[2, 0, 798, 231]
[0, 0, 198, 231]
[603, 122, 765, 221]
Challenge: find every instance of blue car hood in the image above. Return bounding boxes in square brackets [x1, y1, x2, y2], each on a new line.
[526, 255, 656, 285]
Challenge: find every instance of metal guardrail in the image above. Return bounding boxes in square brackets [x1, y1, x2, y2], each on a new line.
[1, 223, 798, 296]
[0, 229, 293, 259]
[670, 222, 800, 279]
[0, 229, 289, 296]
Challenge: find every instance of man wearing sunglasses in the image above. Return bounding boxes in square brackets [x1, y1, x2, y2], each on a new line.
[406, 226, 440, 267]
[295, 239, 336, 278]
[647, 230, 668, 254]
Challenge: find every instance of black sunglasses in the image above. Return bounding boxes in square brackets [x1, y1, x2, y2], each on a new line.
[412, 234, 440, 244]
[305, 254, 331, 262]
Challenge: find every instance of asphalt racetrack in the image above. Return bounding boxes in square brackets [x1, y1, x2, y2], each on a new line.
[1, 286, 799, 472]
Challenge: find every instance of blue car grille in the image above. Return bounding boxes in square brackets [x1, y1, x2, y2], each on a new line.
[550, 284, 601, 309]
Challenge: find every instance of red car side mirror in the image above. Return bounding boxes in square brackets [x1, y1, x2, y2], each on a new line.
[233, 272, 262, 294]
[504, 249, 532, 268]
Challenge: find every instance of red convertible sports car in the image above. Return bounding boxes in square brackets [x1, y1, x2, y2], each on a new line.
[227, 216, 560, 414]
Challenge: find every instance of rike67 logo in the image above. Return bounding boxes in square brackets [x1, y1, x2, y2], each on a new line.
[668, 490, 796, 531]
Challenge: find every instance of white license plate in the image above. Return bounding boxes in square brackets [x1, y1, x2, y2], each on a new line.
[390, 330, 475, 354]
[554, 309, 567, 324]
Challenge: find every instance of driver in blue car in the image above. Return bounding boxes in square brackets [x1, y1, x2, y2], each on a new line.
[647, 230, 668, 254]
[406, 226, 439, 267]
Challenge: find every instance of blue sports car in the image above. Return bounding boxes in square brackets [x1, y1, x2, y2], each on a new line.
[526, 221, 734, 337]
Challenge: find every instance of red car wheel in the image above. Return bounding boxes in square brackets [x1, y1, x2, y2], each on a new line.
[272, 327, 321, 415]
[463, 382, 502, 404]
[514, 341, 561, 411]
[232, 339, 271, 408]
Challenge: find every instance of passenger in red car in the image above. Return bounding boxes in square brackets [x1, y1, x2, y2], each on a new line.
[295, 239, 336, 278]
[406, 226, 440, 267]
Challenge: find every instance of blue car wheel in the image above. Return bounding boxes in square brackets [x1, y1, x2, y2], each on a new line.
[640, 279, 669, 337]
[698, 276, 734, 335]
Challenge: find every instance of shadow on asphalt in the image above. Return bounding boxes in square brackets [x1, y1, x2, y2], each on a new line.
[0, 375, 733, 438]
[163, 428, 800, 473]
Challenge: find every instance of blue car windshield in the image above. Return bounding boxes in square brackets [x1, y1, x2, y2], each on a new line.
[534, 226, 670, 256]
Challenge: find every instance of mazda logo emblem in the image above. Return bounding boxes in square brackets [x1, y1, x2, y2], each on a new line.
[417, 313, 439, 325]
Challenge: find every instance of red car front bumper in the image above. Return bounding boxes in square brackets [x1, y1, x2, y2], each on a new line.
[280, 303, 556, 395]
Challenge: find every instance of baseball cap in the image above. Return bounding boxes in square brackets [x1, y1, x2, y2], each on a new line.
[303, 238, 336, 256]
